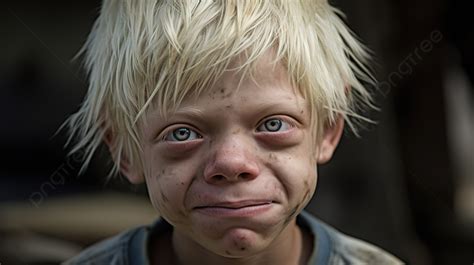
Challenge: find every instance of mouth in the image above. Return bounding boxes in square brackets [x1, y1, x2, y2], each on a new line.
[195, 200, 274, 209]
[193, 200, 275, 217]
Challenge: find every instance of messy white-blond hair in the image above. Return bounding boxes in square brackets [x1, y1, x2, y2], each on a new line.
[66, 0, 376, 177]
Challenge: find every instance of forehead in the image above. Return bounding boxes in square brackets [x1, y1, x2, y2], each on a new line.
[145, 50, 306, 116]
[176, 52, 306, 113]
[140, 53, 311, 130]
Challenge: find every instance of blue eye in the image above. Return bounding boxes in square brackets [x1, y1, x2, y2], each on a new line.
[165, 127, 201, 141]
[257, 118, 290, 132]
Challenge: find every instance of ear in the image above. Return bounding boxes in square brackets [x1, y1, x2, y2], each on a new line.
[104, 131, 145, 184]
[317, 116, 344, 164]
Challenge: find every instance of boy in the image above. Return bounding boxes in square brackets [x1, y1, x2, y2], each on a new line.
[64, 0, 403, 264]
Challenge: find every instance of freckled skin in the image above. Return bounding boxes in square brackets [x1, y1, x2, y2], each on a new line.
[134, 53, 342, 265]
[218, 87, 233, 99]
[161, 192, 169, 203]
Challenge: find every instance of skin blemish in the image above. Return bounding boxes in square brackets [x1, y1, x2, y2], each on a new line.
[154, 169, 166, 180]
[180, 181, 185, 185]
[217, 87, 233, 99]
[284, 206, 299, 225]
[283, 185, 311, 225]
[304, 179, 309, 188]
[232, 129, 241, 134]
[208, 91, 217, 100]
[221, 92, 232, 99]
[232, 235, 249, 250]
[268, 153, 276, 161]
[303, 188, 310, 201]
[303, 177, 313, 199]
[161, 192, 169, 203]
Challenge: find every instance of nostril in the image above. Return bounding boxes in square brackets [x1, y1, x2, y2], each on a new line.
[239, 172, 253, 180]
[203, 151, 260, 183]
[212, 175, 225, 181]
[207, 172, 256, 183]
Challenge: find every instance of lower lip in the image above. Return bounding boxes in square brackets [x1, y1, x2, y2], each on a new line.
[194, 203, 273, 218]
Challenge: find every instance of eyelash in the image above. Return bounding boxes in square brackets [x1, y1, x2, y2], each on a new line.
[162, 126, 202, 142]
[256, 117, 292, 133]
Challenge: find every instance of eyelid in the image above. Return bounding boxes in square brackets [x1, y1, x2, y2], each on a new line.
[256, 116, 296, 132]
[158, 124, 203, 142]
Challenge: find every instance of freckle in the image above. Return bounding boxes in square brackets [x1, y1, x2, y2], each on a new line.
[268, 153, 276, 160]
[180, 182, 185, 185]
[220, 88, 225, 93]
[161, 193, 169, 202]
[240, 247, 246, 251]
[225, 105, 232, 109]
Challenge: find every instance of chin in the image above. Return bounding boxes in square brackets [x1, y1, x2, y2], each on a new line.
[197, 225, 278, 260]
[217, 230, 269, 258]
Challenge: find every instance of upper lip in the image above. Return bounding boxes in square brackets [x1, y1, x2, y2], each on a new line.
[194, 200, 274, 209]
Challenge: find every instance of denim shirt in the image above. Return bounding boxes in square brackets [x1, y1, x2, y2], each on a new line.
[63, 211, 403, 265]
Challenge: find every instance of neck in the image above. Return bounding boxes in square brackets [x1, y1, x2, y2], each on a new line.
[168, 219, 311, 265]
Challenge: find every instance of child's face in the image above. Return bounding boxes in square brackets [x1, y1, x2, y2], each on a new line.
[132, 54, 341, 257]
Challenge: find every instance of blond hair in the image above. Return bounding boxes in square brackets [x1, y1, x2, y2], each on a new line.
[66, 0, 376, 177]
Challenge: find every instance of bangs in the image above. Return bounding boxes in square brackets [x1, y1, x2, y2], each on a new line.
[67, 0, 375, 176]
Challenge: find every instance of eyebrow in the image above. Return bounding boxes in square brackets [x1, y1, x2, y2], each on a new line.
[172, 107, 207, 121]
[155, 92, 308, 130]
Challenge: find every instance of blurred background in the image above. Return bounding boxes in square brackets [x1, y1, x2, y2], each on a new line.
[0, 0, 473, 264]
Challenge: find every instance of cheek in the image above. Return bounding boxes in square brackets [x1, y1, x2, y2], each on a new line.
[301, 172, 317, 204]
[144, 163, 193, 224]
[266, 146, 317, 206]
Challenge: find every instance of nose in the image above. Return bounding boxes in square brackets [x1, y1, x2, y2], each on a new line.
[203, 135, 260, 184]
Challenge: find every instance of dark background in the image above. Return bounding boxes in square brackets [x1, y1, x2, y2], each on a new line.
[1, 0, 473, 264]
